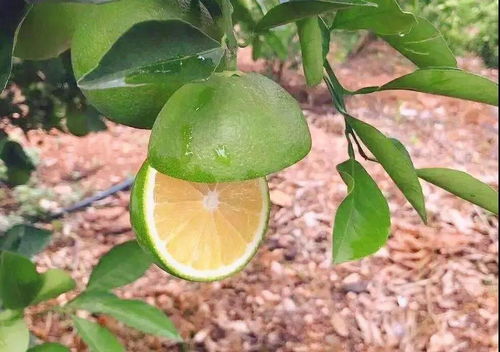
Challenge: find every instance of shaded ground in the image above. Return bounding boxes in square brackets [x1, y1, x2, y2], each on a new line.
[13, 42, 499, 351]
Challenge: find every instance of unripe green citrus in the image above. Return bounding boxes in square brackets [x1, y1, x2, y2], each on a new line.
[14, 2, 85, 60]
[148, 72, 312, 182]
[71, 0, 218, 129]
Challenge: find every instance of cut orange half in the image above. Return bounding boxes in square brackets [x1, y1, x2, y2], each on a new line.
[130, 161, 270, 281]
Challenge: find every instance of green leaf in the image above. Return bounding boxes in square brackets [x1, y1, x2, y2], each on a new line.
[347, 116, 427, 222]
[32, 269, 76, 304]
[234, 0, 295, 61]
[78, 20, 223, 92]
[0, 1, 31, 91]
[256, 0, 376, 31]
[0, 224, 52, 258]
[0, 140, 35, 185]
[66, 106, 107, 137]
[381, 17, 457, 68]
[5, 167, 32, 186]
[0, 140, 34, 170]
[0, 251, 42, 309]
[0, 316, 29, 352]
[389, 137, 412, 160]
[333, 159, 390, 263]
[319, 17, 331, 60]
[72, 316, 125, 352]
[297, 17, 324, 86]
[262, 30, 291, 60]
[70, 291, 181, 341]
[86, 240, 152, 292]
[231, 0, 270, 35]
[251, 24, 295, 61]
[355, 68, 499, 106]
[0, 131, 7, 148]
[232, 0, 258, 30]
[417, 168, 499, 215]
[0, 309, 23, 322]
[27, 343, 70, 352]
[333, 0, 416, 35]
[200, 0, 221, 18]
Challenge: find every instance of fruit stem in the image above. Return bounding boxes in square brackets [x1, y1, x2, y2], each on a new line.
[324, 60, 379, 163]
[324, 61, 347, 114]
[346, 132, 356, 159]
[221, 0, 238, 70]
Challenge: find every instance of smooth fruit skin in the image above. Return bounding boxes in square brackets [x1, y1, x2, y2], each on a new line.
[71, 0, 218, 129]
[130, 160, 271, 282]
[14, 2, 85, 60]
[148, 72, 312, 182]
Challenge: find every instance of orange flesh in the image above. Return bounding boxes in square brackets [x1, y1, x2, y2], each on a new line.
[153, 173, 265, 271]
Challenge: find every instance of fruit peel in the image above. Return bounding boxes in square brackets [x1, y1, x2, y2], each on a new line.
[148, 72, 312, 182]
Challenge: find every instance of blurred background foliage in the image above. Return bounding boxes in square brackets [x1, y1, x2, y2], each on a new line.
[234, 0, 498, 68]
[0, 52, 106, 135]
[401, 0, 498, 67]
[0, 52, 106, 186]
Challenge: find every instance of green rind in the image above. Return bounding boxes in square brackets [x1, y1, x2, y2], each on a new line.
[130, 161, 270, 282]
[14, 2, 85, 60]
[71, 0, 219, 129]
[148, 72, 312, 182]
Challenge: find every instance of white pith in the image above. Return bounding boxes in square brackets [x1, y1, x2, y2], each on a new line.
[143, 167, 269, 280]
[203, 190, 220, 212]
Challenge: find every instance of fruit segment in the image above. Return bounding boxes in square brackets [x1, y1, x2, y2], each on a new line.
[152, 172, 266, 272]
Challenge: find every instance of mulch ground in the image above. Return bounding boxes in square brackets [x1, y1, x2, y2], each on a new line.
[11, 41, 499, 351]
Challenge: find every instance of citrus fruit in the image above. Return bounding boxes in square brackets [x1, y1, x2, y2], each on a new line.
[130, 161, 270, 281]
[14, 2, 85, 60]
[148, 71, 312, 182]
[71, 0, 219, 129]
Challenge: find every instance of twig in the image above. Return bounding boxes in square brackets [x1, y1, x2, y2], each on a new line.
[350, 132, 379, 163]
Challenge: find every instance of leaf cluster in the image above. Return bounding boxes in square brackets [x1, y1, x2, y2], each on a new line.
[0, 240, 181, 351]
[236, 0, 498, 262]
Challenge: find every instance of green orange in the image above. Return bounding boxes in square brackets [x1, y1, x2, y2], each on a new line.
[14, 2, 85, 60]
[71, 0, 219, 129]
[148, 71, 312, 182]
